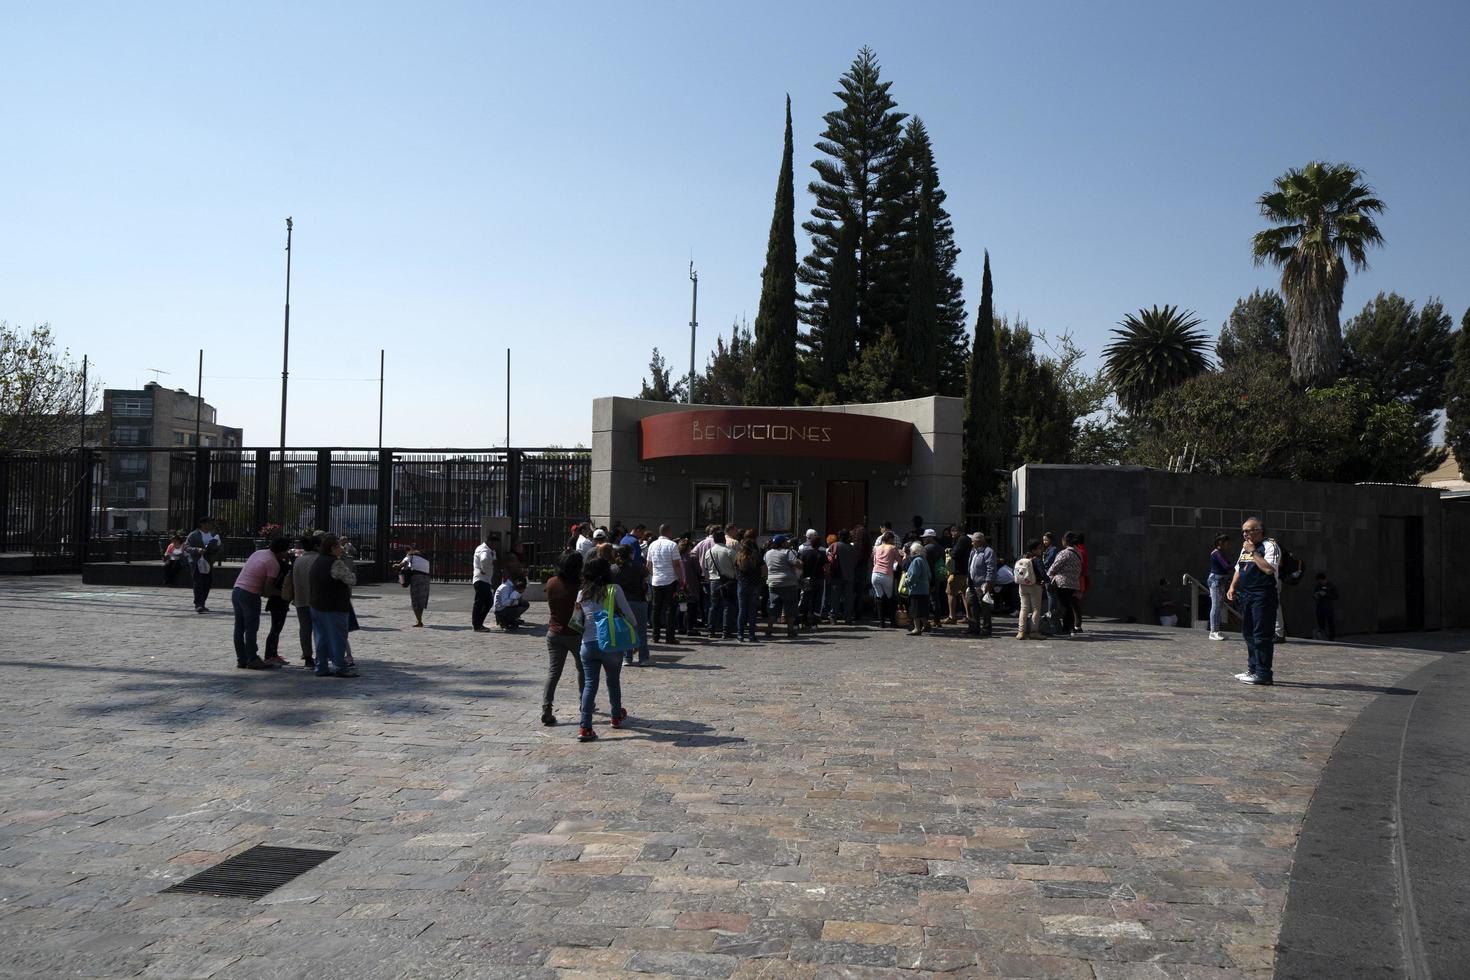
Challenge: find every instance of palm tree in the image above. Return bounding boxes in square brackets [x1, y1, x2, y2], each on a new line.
[1104, 305, 1211, 413]
[1251, 161, 1386, 388]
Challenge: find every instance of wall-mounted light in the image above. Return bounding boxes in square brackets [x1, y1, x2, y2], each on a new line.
[640, 465, 655, 484]
[893, 466, 910, 488]
[741, 476, 750, 489]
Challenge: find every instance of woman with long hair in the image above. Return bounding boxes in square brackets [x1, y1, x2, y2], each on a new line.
[734, 535, 764, 643]
[541, 550, 586, 726]
[574, 557, 635, 743]
[870, 530, 902, 628]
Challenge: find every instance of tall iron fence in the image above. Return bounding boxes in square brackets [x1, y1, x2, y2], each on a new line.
[0, 447, 590, 581]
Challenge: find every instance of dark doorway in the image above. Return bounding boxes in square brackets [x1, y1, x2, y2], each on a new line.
[1376, 515, 1425, 631]
[826, 480, 867, 536]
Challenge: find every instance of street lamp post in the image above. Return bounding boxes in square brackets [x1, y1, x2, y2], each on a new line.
[276, 217, 292, 525]
[687, 262, 698, 403]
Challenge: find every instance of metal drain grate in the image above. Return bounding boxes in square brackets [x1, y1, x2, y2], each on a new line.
[163, 844, 338, 899]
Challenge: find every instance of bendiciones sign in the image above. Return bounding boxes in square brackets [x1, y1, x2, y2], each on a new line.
[639, 409, 912, 464]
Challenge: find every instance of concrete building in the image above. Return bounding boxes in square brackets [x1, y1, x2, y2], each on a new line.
[100, 382, 242, 533]
[592, 396, 962, 536]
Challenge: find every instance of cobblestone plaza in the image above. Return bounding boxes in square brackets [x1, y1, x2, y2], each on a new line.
[0, 578, 1458, 978]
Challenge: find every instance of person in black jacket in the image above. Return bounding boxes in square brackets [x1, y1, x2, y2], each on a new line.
[309, 533, 358, 678]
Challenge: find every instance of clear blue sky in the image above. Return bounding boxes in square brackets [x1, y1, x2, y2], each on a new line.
[4, 1, 1467, 448]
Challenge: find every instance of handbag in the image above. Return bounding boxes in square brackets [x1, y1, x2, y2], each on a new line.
[897, 569, 911, 597]
[593, 586, 636, 653]
[398, 571, 409, 588]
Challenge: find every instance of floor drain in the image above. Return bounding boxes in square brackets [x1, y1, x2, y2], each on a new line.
[163, 844, 338, 899]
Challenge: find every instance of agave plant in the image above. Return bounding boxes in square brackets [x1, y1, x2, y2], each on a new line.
[1252, 161, 1386, 388]
[1104, 305, 1211, 414]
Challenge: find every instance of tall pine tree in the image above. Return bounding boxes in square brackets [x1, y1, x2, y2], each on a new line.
[1445, 307, 1470, 479]
[798, 47, 907, 382]
[814, 220, 859, 400]
[749, 96, 799, 406]
[963, 252, 1001, 512]
[899, 190, 939, 394]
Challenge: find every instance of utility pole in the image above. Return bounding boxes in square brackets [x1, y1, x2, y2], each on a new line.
[276, 217, 292, 524]
[78, 354, 88, 449]
[505, 348, 511, 447]
[194, 350, 203, 448]
[687, 261, 698, 403]
[378, 348, 385, 451]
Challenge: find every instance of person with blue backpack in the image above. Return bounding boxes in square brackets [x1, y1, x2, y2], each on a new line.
[573, 557, 636, 742]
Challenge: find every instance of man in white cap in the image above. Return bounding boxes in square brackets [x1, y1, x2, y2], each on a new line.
[921, 529, 946, 628]
[797, 529, 827, 630]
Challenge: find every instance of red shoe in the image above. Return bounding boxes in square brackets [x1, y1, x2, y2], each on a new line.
[578, 727, 598, 742]
[611, 708, 628, 729]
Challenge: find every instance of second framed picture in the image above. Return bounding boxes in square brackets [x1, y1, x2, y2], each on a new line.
[692, 483, 730, 530]
[760, 486, 797, 538]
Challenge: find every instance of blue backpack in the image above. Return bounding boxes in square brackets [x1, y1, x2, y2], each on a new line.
[593, 586, 636, 653]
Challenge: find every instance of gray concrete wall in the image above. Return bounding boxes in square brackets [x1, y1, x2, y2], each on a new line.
[591, 396, 962, 536]
[1018, 464, 1450, 637]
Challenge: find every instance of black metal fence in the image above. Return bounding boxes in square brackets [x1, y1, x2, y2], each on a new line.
[0, 447, 590, 582]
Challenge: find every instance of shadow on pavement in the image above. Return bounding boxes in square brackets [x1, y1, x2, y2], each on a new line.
[1273, 681, 1418, 696]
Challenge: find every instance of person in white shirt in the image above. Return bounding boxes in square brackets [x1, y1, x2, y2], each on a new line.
[493, 577, 530, 630]
[702, 533, 738, 639]
[575, 523, 596, 560]
[471, 533, 497, 632]
[645, 524, 684, 644]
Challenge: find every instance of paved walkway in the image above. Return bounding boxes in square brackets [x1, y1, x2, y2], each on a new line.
[0, 578, 1452, 979]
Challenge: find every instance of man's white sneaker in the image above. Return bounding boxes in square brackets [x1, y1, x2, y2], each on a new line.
[1234, 671, 1255, 681]
[1208, 631, 1226, 641]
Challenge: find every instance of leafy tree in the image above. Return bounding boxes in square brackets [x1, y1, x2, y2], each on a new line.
[1217, 289, 1287, 368]
[963, 252, 1001, 510]
[1103, 305, 1211, 413]
[798, 47, 907, 364]
[1038, 331, 1123, 465]
[1308, 380, 1443, 483]
[1251, 161, 1386, 388]
[995, 317, 1068, 466]
[749, 96, 800, 406]
[637, 347, 685, 402]
[839, 327, 903, 403]
[0, 321, 99, 450]
[1343, 292, 1453, 413]
[692, 320, 755, 406]
[1442, 308, 1470, 480]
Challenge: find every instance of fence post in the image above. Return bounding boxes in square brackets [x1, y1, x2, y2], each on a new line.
[74, 449, 94, 567]
[254, 449, 271, 536]
[193, 448, 211, 528]
[507, 449, 522, 551]
[315, 450, 332, 533]
[376, 451, 393, 582]
[0, 453, 9, 551]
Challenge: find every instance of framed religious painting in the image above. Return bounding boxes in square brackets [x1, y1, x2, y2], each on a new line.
[692, 483, 730, 530]
[760, 486, 797, 538]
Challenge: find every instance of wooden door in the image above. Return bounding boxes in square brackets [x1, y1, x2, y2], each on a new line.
[825, 481, 867, 536]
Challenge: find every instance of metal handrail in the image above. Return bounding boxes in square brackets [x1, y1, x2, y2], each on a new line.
[1181, 572, 1240, 630]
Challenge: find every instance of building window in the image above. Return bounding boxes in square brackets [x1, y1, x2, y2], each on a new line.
[115, 454, 148, 475]
[111, 398, 153, 417]
[135, 485, 147, 500]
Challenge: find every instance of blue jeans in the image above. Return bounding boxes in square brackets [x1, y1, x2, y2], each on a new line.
[827, 579, 853, 622]
[1207, 573, 1227, 631]
[579, 637, 625, 729]
[1239, 589, 1277, 680]
[737, 579, 759, 641]
[708, 580, 735, 637]
[311, 609, 350, 675]
[231, 588, 261, 665]
[626, 600, 650, 663]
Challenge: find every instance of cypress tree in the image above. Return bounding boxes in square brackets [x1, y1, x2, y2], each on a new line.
[798, 47, 907, 380]
[749, 96, 799, 406]
[963, 252, 1001, 512]
[1447, 307, 1470, 479]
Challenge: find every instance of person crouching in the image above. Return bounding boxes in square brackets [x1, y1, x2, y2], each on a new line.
[494, 576, 530, 630]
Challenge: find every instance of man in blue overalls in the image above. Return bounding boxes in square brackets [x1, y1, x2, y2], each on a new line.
[1226, 516, 1280, 685]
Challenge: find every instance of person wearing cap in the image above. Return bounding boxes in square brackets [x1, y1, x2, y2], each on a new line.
[592, 527, 608, 549]
[920, 529, 947, 628]
[797, 529, 826, 631]
[763, 534, 803, 639]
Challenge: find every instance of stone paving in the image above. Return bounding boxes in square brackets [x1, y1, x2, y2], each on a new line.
[0, 577, 1445, 979]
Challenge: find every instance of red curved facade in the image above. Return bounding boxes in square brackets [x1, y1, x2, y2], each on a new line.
[639, 409, 912, 465]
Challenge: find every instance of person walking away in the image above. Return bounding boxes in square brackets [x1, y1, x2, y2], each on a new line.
[396, 546, 431, 627]
[287, 533, 320, 668]
[231, 538, 289, 670]
[1207, 534, 1232, 640]
[613, 545, 651, 664]
[472, 532, 497, 632]
[1313, 572, 1339, 640]
[163, 535, 187, 586]
[494, 576, 530, 629]
[703, 531, 737, 639]
[797, 530, 826, 631]
[735, 537, 765, 643]
[1226, 517, 1280, 685]
[945, 529, 972, 626]
[764, 535, 803, 639]
[573, 557, 634, 742]
[646, 524, 682, 644]
[309, 533, 358, 677]
[1047, 533, 1084, 637]
[542, 552, 588, 725]
[967, 532, 997, 637]
[692, 525, 720, 628]
[870, 531, 901, 628]
[185, 517, 221, 613]
[260, 538, 294, 665]
[1014, 540, 1045, 639]
[1074, 533, 1091, 632]
[829, 530, 858, 625]
[903, 542, 932, 636]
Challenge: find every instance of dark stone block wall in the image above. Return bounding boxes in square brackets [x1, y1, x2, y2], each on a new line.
[1017, 464, 1454, 637]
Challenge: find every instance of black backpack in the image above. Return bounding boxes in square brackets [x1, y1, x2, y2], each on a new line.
[1278, 546, 1305, 586]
